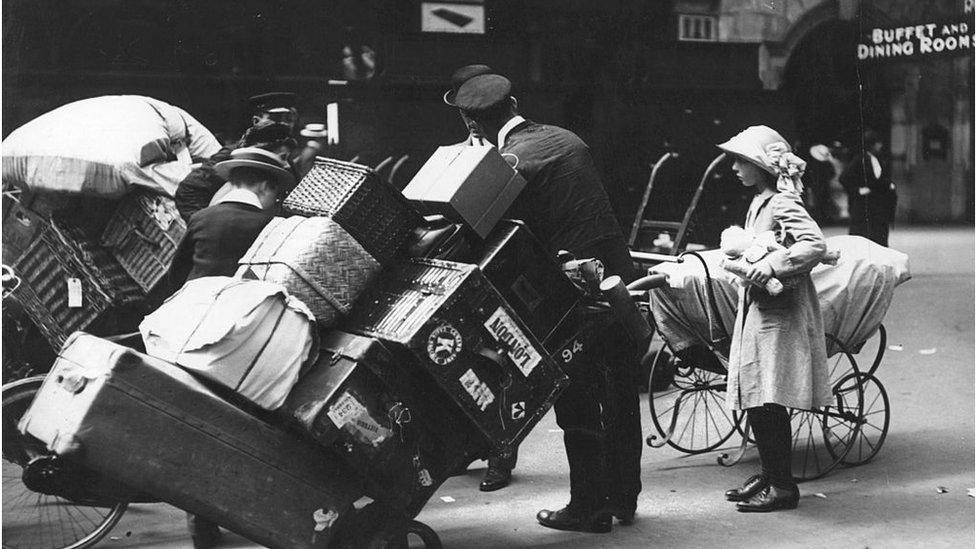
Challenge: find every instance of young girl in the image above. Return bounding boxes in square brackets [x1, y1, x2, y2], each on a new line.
[717, 126, 832, 512]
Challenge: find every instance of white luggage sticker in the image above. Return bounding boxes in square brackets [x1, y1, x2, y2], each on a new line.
[327, 391, 392, 446]
[484, 307, 541, 376]
[459, 369, 495, 411]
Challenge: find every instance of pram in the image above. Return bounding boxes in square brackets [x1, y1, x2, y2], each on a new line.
[639, 236, 909, 481]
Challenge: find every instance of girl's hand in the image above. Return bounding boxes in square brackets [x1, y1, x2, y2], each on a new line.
[746, 262, 774, 286]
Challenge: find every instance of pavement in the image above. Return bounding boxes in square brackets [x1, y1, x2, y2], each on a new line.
[6, 225, 975, 548]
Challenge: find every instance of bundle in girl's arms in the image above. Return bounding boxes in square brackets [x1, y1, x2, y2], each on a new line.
[719, 225, 840, 296]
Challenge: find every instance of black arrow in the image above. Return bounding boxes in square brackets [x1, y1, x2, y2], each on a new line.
[432, 8, 474, 28]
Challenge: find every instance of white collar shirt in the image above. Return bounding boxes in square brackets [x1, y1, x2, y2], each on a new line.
[497, 115, 527, 149]
[216, 188, 264, 209]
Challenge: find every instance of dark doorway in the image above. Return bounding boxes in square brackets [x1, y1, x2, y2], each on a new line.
[782, 19, 890, 146]
[782, 19, 890, 223]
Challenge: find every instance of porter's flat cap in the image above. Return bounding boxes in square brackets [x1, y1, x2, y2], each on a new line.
[454, 74, 512, 112]
[247, 92, 297, 114]
[444, 64, 495, 106]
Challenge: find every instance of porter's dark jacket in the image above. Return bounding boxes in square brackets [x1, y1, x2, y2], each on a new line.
[501, 120, 634, 281]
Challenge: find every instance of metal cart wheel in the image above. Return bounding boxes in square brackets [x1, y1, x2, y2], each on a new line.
[837, 372, 890, 466]
[646, 347, 741, 454]
[2, 376, 129, 549]
[790, 370, 865, 482]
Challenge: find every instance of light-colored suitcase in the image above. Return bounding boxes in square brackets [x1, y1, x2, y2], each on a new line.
[20, 332, 364, 549]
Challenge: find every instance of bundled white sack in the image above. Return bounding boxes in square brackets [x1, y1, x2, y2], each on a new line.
[140, 277, 318, 410]
[649, 235, 910, 357]
[2, 95, 220, 198]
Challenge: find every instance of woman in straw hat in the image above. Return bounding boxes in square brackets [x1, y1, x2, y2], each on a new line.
[716, 126, 832, 513]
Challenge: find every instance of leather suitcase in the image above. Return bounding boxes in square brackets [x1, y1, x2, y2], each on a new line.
[402, 146, 526, 239]
[468, 220, 581, 346]
[283, 331, 477, 517]
[344, 258, 569, 450]
[20, 332, 364, 549]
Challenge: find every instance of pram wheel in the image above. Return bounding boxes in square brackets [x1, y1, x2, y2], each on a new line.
[646, 347, 741, 453]
[790, 370, 864, 482]
[837, 372, 890, 466]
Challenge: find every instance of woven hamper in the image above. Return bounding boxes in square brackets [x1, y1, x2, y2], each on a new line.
[236, 216, 382, 328]
[11, 218, 142, 348]
[100, 190, 186, 292]
[282, 158, 422, 265]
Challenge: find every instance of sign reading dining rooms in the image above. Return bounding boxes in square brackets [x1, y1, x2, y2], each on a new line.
[857, 20, 974, 61]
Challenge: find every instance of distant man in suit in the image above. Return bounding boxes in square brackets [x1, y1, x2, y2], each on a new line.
[836, 130, 897, 247]
[455, 74, 642, 534]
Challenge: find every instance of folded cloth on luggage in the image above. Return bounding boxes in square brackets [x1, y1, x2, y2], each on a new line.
[236, 216, 382, 328]
[649, 235, 910, 357]
[140, 277, 317, 409]
[2, 95, 220, 198]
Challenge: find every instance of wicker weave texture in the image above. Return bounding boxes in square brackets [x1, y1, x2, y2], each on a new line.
[11, 219, 142, 347]
[282, 158, 422, 265]
[237, 216, 382, 328]
[100, 191, 186, 292]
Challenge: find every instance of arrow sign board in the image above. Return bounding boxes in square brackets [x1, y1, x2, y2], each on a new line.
[421, 2, 485, 34]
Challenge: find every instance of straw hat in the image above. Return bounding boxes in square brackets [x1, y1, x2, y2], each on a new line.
[214, 147, 295, 188]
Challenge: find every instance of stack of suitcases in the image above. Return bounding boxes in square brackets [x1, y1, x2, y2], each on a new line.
[20, 152, 589, 547]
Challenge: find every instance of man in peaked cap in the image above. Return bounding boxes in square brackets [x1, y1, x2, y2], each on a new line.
[456, 73, 643, 533]
[248, 91, 299, 132]
[442, 64, 526, 494]
[444, 64, 495, 146]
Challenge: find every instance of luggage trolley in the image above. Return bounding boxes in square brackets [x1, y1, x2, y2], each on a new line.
[638, 249, 892, 481]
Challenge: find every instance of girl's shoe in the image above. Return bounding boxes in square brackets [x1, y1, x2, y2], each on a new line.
[735, 485, 799, 512]
[724, 473, 769, 502]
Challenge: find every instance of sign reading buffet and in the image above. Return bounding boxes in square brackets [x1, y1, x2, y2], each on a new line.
[857, 20, 974, 61]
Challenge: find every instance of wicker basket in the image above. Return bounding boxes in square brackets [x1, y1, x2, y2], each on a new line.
[236, 216, 382, 328]
[282, 158, 422, 265]
[100, 190, 186, 292]
[11, 217, 143, 348]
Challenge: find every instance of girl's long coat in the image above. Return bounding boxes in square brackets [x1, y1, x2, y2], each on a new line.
[727, 190, 832, 411]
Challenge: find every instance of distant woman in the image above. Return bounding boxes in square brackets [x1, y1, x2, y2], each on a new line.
[717, 126, 832, 512]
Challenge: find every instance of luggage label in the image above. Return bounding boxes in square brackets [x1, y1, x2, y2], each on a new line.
[326, 390, 392, 447]
[483, 307, 541, 377]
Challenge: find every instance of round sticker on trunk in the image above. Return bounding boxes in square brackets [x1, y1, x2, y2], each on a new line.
[427, 323, 463, 365]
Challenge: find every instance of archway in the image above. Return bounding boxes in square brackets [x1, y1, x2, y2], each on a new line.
[780, 18, 892, 222]
[782, 19, 890, 147]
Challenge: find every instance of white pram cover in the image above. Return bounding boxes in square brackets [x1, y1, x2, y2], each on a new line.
[649, 236, 911, 357]
[2, 95, 220, 198]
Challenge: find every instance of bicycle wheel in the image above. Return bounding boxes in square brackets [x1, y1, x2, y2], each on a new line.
[790, 371, 864, 482]
[647, 347, 741, 454]
[839, 373, 890, 466]
[3, 376, 128, 549]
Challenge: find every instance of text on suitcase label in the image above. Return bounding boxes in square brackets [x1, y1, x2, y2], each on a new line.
[459, 369, 495, 411]
[483, 307, 541, 376]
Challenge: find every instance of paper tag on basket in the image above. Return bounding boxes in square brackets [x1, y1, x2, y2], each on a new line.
[67, 278, 83, 308]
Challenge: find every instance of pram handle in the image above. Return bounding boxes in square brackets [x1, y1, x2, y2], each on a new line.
[630, 250, 683, 264]
[600, 275, 655, 347]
